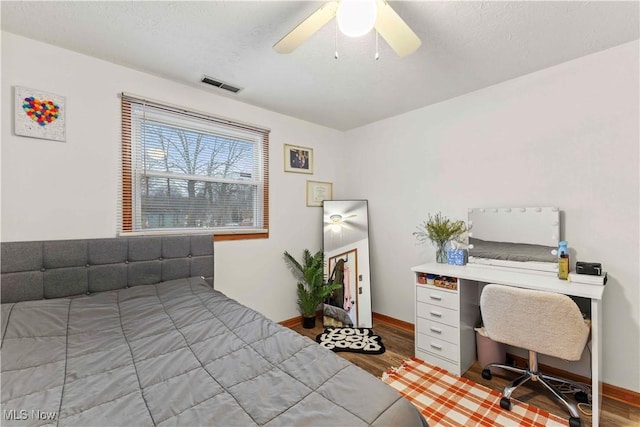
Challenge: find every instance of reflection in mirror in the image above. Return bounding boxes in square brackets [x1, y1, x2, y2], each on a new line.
[467, 207, 560, 273]
[323, 200, 371, 328]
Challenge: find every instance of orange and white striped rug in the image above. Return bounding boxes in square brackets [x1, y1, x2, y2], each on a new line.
[382, 358, 567, 427]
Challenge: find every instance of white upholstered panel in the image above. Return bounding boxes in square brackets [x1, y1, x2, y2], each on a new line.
[480, 284, 590, 361]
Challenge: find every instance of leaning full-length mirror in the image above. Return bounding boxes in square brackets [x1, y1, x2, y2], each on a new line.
[323, 200, 372, 328]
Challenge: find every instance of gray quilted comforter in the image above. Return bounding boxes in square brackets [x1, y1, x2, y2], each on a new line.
[1, 278, 425, 426]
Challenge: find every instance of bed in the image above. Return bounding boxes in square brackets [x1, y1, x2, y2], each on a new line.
[467, 237, 559, 272]
[323, 303, 353, 327]
[1, 235, 426, 426]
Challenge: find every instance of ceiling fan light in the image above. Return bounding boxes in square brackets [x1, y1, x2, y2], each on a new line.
[329, 214, 343, 232]
[337, 0, 377, 38]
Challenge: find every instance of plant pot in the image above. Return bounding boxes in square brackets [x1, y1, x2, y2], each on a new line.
[302, 316, 316, 329]
[436, 243, 448, 263]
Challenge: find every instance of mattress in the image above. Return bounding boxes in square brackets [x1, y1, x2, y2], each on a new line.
[1, 277, 426, 426]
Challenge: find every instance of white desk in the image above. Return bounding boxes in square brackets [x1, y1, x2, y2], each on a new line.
[411, 262, 605, 426]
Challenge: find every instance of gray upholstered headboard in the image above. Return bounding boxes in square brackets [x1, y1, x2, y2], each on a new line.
[1, 234, 214, 304]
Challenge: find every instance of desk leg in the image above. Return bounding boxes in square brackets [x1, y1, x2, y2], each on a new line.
[591, 298, 602, 427]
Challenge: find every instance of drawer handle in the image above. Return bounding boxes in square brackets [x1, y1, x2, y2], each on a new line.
[430, 343, 443, 350]
[429, 295, 442, 301]
[430, 311, 443, 318]
[430, 327, 442, 334]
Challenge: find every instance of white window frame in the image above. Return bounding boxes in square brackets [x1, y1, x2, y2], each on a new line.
[120, 93, 269, 239]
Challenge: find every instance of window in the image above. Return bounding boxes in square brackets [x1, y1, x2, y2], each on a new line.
[121, 93, 269, 240]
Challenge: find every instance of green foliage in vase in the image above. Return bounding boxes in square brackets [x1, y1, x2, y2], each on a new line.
[413, 212, 467, 247]
[283, 249, 342, 317]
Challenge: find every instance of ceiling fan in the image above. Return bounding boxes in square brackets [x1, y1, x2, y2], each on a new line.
[325, 212, 365, 233]
[273, 0, 421, 57]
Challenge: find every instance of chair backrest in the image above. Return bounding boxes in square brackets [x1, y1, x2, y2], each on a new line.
[480, 284, 590, 361]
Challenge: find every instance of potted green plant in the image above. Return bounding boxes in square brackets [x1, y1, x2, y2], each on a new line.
[283, 249, 342, 328]
[413, 212, 467, 263]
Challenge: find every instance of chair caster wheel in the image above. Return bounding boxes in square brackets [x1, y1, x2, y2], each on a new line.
[574, 391, 589, 403]
[568, 417, 582, 427]
[481, 369, 492, 380]
[499, 397, 512, 411]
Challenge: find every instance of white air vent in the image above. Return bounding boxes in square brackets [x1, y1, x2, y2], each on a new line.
[201, 76, 242, 93]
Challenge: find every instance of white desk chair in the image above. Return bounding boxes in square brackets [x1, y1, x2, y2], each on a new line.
[480, 283, 591, 427]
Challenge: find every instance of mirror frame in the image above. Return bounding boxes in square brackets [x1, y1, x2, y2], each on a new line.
[323, 200, 372, 328]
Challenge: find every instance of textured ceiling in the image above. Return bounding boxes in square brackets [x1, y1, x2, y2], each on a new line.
[2, 1, 638, 130]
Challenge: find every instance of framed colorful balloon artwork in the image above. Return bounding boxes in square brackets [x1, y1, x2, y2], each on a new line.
[14, 86, 66, 142]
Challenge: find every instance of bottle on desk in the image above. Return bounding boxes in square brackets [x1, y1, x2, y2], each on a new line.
[558, 240, 569, 280]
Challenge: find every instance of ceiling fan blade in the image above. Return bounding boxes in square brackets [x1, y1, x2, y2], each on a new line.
[273, 1, 339, 54]
[374, 0, 422, 57]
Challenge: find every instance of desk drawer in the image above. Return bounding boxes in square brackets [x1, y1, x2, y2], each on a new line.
[416, 317, 459, 345]
[417, 302, 459, 327]
[417, 286, 458, 310]
[416, 333, 459, 362]
[415, 349, 461, 376]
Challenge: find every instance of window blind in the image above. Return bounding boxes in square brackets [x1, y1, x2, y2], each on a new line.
[120, 93, 269, 239]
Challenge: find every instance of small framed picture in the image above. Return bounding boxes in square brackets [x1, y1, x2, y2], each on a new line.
[14, 86, 66, 142]
[306, 180, 332, 207]
[284, 144, 313, 174]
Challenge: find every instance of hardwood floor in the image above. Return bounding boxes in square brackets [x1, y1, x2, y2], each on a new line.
[289, 319, 639, 427]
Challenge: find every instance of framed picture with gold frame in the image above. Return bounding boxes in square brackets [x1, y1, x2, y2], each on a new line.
[306, 180, 332, 207]
[284, 144, 313, 174]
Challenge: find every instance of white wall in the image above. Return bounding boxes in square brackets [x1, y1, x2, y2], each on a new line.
[343, 41, 639, 392]
[1, 32, 346, 322]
